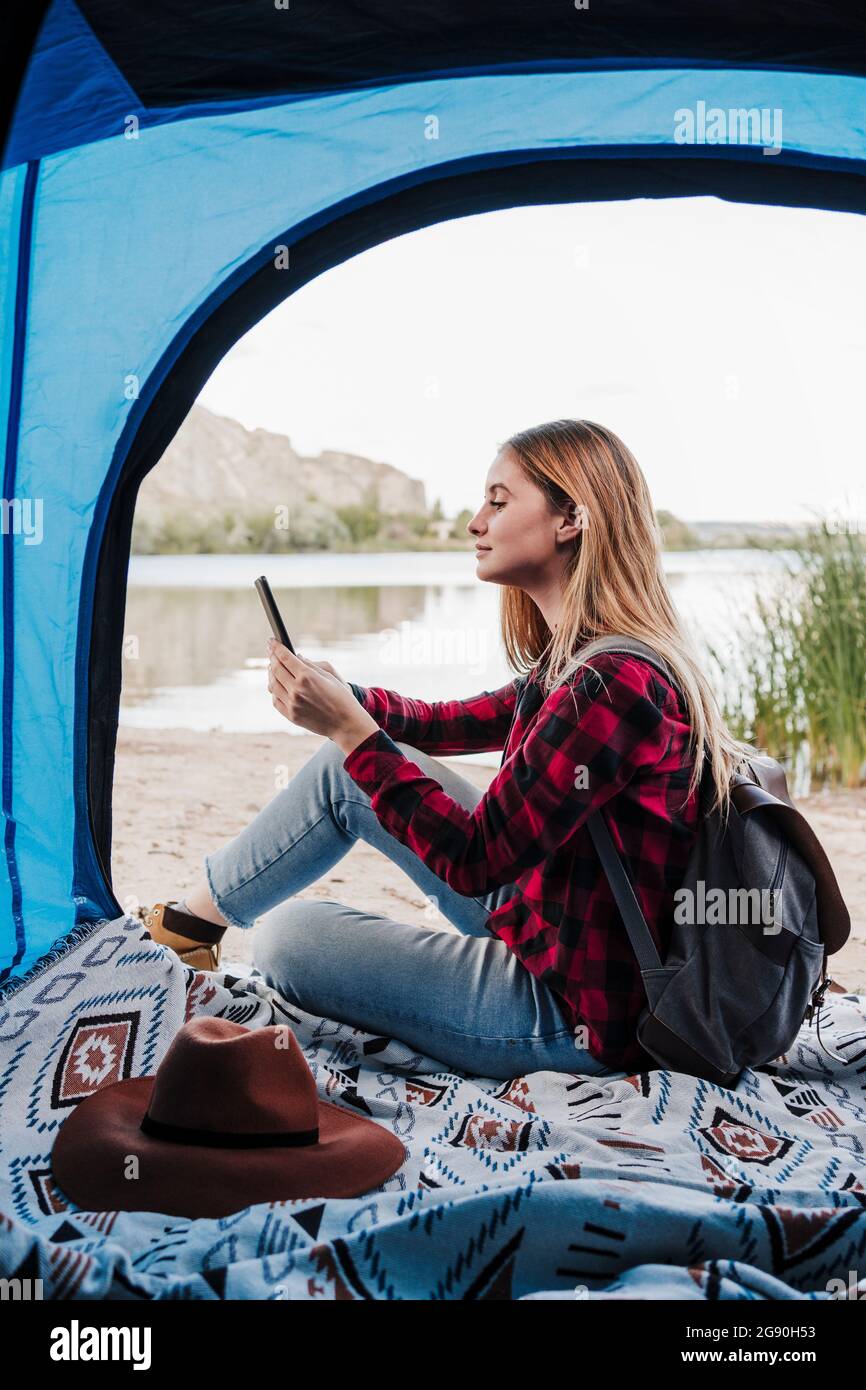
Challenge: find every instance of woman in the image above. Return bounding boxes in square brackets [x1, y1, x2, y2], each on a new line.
[141, 419, 758, 1079]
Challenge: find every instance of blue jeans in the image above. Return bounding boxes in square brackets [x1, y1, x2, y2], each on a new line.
[204, 737, 615, 1080]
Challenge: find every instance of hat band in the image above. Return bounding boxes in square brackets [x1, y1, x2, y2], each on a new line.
[139, 1110, 319, 1148]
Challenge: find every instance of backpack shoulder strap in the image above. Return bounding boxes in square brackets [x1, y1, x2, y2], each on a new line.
[573, 634, 683, 702]
[576, 633, 718, 794]
[585, 810, 663, 974]
[578, 635, 693, 983]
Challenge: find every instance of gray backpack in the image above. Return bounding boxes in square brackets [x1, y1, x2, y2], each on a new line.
[574, 635, 852, 1087]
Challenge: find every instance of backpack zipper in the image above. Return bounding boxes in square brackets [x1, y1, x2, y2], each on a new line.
[770, 838, 788, 895]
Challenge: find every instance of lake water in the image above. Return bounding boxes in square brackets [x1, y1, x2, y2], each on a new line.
[120, 548, 797, 765]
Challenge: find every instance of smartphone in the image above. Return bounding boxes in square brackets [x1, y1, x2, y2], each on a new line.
[255, 575, 296, 654]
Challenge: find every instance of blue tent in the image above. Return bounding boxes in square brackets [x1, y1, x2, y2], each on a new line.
[2, 0, 864, 983]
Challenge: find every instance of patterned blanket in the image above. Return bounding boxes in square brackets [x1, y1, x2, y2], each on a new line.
[1, 912, 865, 1301]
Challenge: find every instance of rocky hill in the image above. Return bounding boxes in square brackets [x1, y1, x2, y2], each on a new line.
[132, 405, 429, 552]
[130, 405, 799, 555]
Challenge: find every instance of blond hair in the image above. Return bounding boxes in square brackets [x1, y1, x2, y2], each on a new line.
[499, 418, 761, 818]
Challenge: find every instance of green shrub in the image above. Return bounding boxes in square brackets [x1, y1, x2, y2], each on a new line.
[708, 520, 866, 787]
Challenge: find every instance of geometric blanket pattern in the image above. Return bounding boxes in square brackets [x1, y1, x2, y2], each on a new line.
[1, 913, 865, 1300]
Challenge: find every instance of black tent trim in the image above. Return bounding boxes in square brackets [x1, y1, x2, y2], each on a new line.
[75, 0, 866, 99]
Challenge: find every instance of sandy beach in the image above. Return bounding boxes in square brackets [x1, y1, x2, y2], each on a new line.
[112, 727, 866, 992]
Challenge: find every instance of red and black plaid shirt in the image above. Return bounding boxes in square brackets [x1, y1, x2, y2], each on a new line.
[344, 653, 699, 1071]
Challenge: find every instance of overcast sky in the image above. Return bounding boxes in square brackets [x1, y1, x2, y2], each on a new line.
[198, 196, 866, 524]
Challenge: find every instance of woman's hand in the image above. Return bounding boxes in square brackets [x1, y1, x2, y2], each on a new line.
[266, 639, 379, 754]
[303, 657, 348, 684]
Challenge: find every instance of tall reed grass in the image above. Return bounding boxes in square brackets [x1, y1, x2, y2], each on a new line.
[707, 519, 866, 789]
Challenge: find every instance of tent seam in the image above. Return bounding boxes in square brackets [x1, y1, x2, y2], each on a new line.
[0, 158, 39, 986]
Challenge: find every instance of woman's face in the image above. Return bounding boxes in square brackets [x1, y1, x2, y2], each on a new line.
[467, 446, 578, 588]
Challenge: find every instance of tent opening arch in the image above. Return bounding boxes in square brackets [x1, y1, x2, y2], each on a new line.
[84, 148, 866, 923]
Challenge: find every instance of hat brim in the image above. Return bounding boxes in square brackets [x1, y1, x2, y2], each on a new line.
[51, 1076, 406, 1218]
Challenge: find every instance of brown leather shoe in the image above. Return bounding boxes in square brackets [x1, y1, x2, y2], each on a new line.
[137, 901, 226, 972]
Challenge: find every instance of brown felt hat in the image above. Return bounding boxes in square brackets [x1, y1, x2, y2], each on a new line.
[51, 1015, 406, 1218]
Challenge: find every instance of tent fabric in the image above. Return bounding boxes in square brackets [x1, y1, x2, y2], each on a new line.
[0, 1, 864, 982]
[1, 914, 865, 1300]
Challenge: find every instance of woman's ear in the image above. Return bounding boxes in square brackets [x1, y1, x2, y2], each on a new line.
[556, 501, 584, 544]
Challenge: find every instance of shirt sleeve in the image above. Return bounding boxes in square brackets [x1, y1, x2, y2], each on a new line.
[346, 678, 520, 755]
[342, 655, 673, 895]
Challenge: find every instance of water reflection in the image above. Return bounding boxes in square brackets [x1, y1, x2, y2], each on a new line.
[121, 583, 432, 699]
